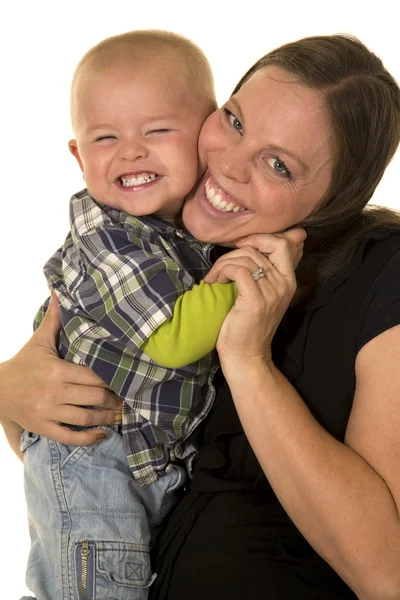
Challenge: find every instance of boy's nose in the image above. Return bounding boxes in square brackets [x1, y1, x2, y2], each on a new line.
[119, 139, 149, 161]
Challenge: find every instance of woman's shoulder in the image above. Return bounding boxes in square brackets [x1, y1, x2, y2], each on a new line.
[342, 226, 400, 277]
[348, 227, 400, 295]
[354, 229, 400, 351]
[305, 228, 400, 312]
[312, 227, 400, 351]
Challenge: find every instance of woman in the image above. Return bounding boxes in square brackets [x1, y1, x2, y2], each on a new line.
[2, 34, 400, 598]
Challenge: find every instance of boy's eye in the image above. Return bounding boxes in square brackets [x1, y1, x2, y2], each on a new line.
[95, 135, 116, 142]
[147, 128, 172, 135]
[223, 108, 243, 134]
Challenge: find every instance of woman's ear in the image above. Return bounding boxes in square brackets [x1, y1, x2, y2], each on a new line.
[68, 139, 84, 173]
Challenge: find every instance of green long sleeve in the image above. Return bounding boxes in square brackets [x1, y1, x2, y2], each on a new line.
[141, 280, 237, 368]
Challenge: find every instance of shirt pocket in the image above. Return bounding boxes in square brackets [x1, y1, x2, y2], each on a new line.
[76, 539, 156, 600]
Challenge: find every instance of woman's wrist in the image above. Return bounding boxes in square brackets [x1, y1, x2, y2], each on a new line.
[219, 351, 276, 388]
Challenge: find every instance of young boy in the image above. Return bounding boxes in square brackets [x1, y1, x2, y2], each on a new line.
[21, 30, 237, 600]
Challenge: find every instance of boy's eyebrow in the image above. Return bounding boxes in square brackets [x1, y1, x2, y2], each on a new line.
[86, 124, 114, 132]
[85, 116, 183, 133]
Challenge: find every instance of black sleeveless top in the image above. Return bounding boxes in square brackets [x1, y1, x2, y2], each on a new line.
[150, 230, 400, 600]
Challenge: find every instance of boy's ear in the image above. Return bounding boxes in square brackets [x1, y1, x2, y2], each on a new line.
[68, 139, 84, 173]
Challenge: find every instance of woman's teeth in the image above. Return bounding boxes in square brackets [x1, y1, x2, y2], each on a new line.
[205, 178, 246, 213]
[120, 173, 157, 186]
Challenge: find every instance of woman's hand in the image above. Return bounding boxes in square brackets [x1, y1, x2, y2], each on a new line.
[0, 294, 122, 446]
[204, 228, 306, 364]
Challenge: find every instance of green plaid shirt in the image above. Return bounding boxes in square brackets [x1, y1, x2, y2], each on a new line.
[37, 190, 218, 486]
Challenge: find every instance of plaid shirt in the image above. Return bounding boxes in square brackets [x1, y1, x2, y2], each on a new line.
[38, 190, 219, 486]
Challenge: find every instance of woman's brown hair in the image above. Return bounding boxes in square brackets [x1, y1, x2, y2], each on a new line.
[234, 35, 400, 285]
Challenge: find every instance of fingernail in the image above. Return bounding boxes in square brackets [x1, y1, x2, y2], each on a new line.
[96, 432, 107, 441]
[114, 412, 123, 424]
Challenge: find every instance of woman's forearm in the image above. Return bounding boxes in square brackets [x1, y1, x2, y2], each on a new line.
[220, 356, 400, 599]
[1, 417, 24, 461]
[0, 296, 122, 446]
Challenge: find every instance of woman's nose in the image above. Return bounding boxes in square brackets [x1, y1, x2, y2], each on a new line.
[218, 148, 250, 183]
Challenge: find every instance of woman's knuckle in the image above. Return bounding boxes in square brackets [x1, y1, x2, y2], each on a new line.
[242, 258, 255, 270]
[88, 387, 101, 405]
[276, 280, 288, 295]
[247, 246, 259, 256]
[280, 238, 291, 252]
[238, 265, 251, 277]
[46, 362, 62, 381]
[77, 410, 92, 427]
[58, 430, 73, 445]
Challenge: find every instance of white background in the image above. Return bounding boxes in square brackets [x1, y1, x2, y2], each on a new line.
[0, 1, 399, 597]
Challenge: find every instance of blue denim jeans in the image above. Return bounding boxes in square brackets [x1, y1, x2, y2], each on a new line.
[20, 426, 185, 600]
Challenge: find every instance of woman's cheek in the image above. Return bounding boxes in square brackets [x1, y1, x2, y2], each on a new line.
[197, 111, 222, 160]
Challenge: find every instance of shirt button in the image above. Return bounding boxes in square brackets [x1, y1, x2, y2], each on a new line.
[165, 464, 173, 474]
[174, 230, 185, 239]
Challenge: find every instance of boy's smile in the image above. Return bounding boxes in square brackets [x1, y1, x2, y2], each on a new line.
[69, 59, 211, 223]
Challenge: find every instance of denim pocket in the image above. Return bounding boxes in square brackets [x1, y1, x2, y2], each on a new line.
[20, 430, 40, 453]
[76, 539, 156, 600]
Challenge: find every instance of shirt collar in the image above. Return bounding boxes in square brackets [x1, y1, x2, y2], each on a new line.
[91, 194, 212, 254]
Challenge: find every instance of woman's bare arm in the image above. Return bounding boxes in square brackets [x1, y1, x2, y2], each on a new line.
[210, 234, 400, 600]
[0, 294, 122, 448]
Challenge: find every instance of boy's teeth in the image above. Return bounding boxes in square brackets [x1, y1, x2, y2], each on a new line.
[205, 178, 247, 213]
[120, 173, 157, 186]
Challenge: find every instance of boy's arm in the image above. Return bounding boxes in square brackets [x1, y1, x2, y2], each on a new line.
[46, 227, 195, 355]
[39, 227, 238, 370]
[142, 280, 237, 368]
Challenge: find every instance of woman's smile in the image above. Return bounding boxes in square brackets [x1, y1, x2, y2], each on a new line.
[204, 173, 251, 214]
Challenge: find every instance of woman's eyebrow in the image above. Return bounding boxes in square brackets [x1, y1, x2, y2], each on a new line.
[230, 97, 245, 123]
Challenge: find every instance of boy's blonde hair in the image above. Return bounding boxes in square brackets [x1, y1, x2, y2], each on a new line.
[70, 29, 216, 132]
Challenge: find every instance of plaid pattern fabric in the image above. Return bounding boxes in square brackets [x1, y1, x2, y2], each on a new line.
[37, 190, 218, 486]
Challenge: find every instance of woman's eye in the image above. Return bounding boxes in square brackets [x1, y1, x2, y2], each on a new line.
[266, 157, 292, 179]
[223, 109, 243, 134]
